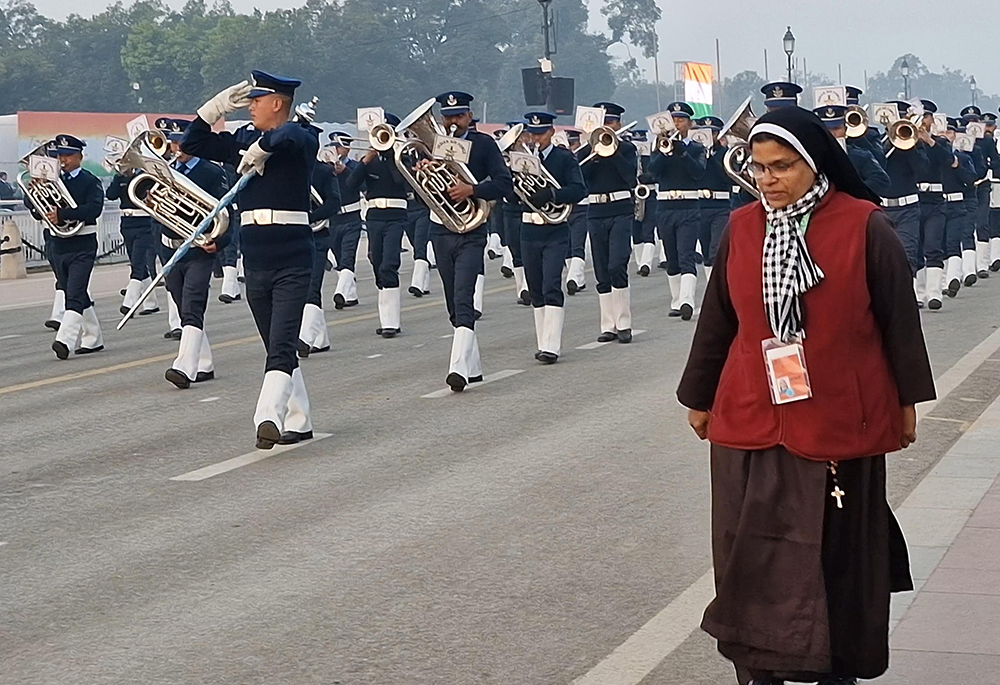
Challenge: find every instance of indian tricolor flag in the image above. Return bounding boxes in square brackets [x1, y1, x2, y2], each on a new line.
[683, 62, 714, 118]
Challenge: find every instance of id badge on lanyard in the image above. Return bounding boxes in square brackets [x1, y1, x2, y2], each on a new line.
[762, 213, 813, 405]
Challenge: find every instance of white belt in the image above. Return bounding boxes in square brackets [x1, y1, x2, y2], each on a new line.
[62, 225, 96, 237]
[240, 209, 309, 226]
[161, 233, 184, 249]
[700, 190, 731, 201]
[945, 192, 964, 202]
[732, 185, 742, 194]
[577, 197, 589, 206]
[339, 201, 362, 214]
[367, 197, 407, 210]
[311, 220, 329, 232]
[881, 194, 919, 207]
[521, 212, 546, 225]
[918, 183, 944, 193]
[121, 209, 148, 217]
[587, 190, 632, 204]
[657, 190, 702, 201]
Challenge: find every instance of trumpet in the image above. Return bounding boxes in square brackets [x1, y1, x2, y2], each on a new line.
[17, 140, 84, 237]
[580, 121, 639, 164]
[845, 105, 868, 138]
[882, 117, 920, 158]
[392, 98, 490, 234]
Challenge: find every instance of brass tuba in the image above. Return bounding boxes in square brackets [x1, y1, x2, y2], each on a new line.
[500, 124, 572, 224]
[119, 131, 230, 246]
[17, 140, 84, 237]
[392, 98, 490, 234]
[719, 97, 760, 200]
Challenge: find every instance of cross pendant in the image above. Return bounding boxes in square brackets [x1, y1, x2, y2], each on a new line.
[831, 485, 846, 509]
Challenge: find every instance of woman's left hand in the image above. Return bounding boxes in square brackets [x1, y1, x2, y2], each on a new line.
[688, 409, 710, 440]
[901, 405, 917, 448]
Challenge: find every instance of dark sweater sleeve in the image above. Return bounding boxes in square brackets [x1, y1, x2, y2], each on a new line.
[551, 152, 587, 205]
[59, 174, 104, 223]
[309, 166, 342, 223]
[676, 226, 738, 410]
[609, 142, 639, 188]
[865, 211, 936, 406]
[471, 138, 513, 202]
[106, 174, 127, 201]
[181, 117, 243, 167]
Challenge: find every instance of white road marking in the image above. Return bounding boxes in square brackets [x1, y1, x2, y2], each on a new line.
[440, 334, 453, 339]
[413, 343, 425, 348]
[0, 541, 7, 547]
[571, 324, 1000, 683]
[366, 354, 383, 359]
[169, 433, 333, 482]
[572, 571, 716, 685]
[199, 396, 220, 403]
[0, 334, 21, 340]
[576, 330, 646, 350]
[421, 369, 525, 398]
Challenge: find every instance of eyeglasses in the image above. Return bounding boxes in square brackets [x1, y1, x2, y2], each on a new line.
[748, 158, 804, 179]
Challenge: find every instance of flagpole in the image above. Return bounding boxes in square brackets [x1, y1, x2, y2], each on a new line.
[653, 32, 662, 112]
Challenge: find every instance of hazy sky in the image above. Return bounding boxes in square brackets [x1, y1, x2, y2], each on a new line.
[29, 0, 996, 98]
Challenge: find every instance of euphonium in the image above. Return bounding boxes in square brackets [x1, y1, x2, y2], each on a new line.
[17, 140, 84, 238]
[499, 125, 571, 224]
[122, 131, 229, 246]
[392, 98, 490, 234]
[723, 142, 760, 200]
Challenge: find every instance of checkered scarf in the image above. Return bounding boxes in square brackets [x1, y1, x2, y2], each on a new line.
[762, 173, 829, 342]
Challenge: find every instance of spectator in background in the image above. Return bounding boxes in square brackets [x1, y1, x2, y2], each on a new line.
[0, 171, 16, 200]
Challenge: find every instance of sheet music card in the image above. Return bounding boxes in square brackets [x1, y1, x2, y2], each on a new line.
[29, 154, 59, 181]
[575, 106, 605, 134]
[509, 151, 542, 176]
[432, 135, 472, 164]
[127, 115, 150, 141]
[357, 107, 385, 132]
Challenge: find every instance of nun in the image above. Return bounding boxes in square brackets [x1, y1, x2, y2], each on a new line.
[676, 107, 937, 685]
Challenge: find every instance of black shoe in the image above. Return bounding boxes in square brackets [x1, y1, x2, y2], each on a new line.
[537, 351, 558, 364]
[965, 273, 978, 287]
[818, 678, 857, 685]
[344, 299, 359, 307]
[256, 421, 280, 450]
[381, 328, 399, 339]
[237, 275, 245, 283]
[979, 269, 990, 279]
[165, 368, 191, 389]
[311, 345, 330, 355]
[617, 329, 632, 343]
[567, 280, 578, 295]
[680, 303, 694, 320]
[138, 307, 160, 315]
[928, 298, 943, 310]
[325, 259, 334, 271]
[500, 266, 513, 278]
[169, 328, 182, 340]
[638, 264, 650, 277]
[946, 279, 961, 297]
[597, 331, 618, 343]
[422, 289, 430, 295]
[213, 265, 223, 278]
[669, 309, 682, 318]
[52, 340, 70, 360]
[75, 345, 104, 355]
[155, 280, 165, 287]
[195, 370, 214, 383]
[119, 305, 129, 315]
[297, 339, 311, 358]
[44, 319, 60, 331]
[992, 259, 1000, 272]
[658, 261, 669, 270]
[120, 288, 127, 296]
[534, 350, 542, 360]
[469, 374, 483, 383]
[333, 293, 346, 309]
[408, 285, 423, 297]
[446, 372, 467, 392]
[278, 430, 313, 445]
[518, 290, 531, 306]
[488, 249, 500, 260]
[219, 293, 234, 304]
[474, 310, 482, 320]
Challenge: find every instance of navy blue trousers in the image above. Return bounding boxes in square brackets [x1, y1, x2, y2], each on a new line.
[522, 224, 568, 308]
[920, 202, 946, 269]
[503, 211, 524, 267]
[366, 217, 405, 289]
[330, 214, 362, 273]
[51, 234, 97, 314]
[883, 205, 922, 274]
[307, 229, 331, 307]
[567, 207, 588, 260]
[432, 229, 486, 329]
[964, 197, 979, 250]
[943, 202, 965, 259]
[658, 205, 701, 276]
[699, 206, 730, 267]
[164, 252, 214, 329]
[406, 207, 430, 261]
[218, 222, 240, 268]
[245, 266, 311, 375]
[631, 203, 656, 244]
[121, 224, 153, 281]
[588, 213, 632, 293]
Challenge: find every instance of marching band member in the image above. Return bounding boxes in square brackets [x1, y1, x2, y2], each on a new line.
[502, 121, 531, 304]
[328, 131, 363, 309]
[881, 100, 928, 287]
[217, 171, 243, 305]
[579, 101, 638, 342]
[914, 99, 954, 309]
[954, 117, 986, 287]
[520, 111, 586, 363]
[815, 105, 891, 197]
[564, 128, 590, 294]
[346, 112, 407, 338]
[406, 191, 432, 298]
[182, 70, 319, 449]
[975, 111, 1000, 275]
[298, 139, 342, 357]
[696, 116, 731, 283]
[941, 118, 977, 297]
[158, 119, 229, 389]
[430, 90, 512, 391]
[498, 120, 522, 282]
[846, 86, 889, 169]
[107, 162, 160, 317]
[648, 102, 706, 321]
[630, 129, 657, 277]
[760, 81, 802, 112]
[25, 134, 105, 359]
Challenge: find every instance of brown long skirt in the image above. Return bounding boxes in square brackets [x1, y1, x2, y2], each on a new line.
[702, 445, 912, 684]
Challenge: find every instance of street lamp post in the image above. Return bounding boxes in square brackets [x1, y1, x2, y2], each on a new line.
[900, 59, 910, 100]
[971, 75, 978, 107]
[782, 26, 795, 83]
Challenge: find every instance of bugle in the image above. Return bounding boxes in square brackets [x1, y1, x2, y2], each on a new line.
[845, 105, 868, 138]
[579, 120, 638, 164]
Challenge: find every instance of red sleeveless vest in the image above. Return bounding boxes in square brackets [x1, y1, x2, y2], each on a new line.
[707, 191, 903, 460]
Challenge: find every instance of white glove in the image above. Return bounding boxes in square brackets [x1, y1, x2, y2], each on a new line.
[237, 140, 271, 176]
[197, 80, 253, 125]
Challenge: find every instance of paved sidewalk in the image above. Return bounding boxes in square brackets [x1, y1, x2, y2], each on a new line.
[879, 394, 1000, 683]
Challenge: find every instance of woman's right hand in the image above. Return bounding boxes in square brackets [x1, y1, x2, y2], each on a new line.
[688, 409, 710, 440]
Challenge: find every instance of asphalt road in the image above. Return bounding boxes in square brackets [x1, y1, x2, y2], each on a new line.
[2, 250, 999, 685]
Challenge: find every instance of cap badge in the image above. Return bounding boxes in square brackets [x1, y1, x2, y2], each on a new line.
[773, 86, 784, 98]
[447, 94, 458, 106]
[531, 115, 541, 124]
[671, 103, 681, 112]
